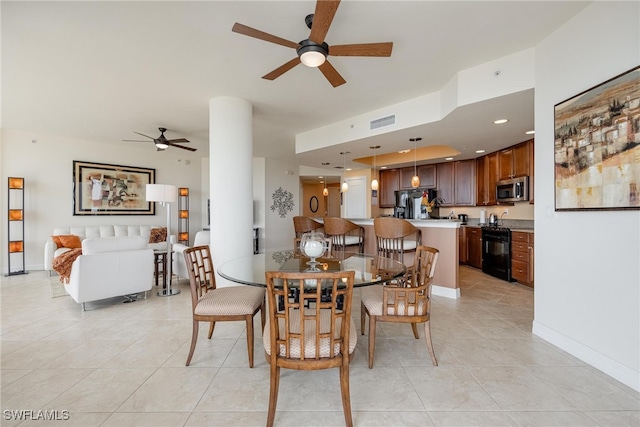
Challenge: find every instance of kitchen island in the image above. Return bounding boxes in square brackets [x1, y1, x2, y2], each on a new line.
[337, 218, 461, 299]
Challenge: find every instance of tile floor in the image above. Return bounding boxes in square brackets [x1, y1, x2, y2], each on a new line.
[1, 266, 638, 426]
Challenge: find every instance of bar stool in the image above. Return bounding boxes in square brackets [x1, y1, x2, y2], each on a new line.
[373, 217, 421, 263]
[292, 216, 323, 238]
[323, 217, 364, 256]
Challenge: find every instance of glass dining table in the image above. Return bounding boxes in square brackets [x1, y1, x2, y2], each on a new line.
[218, 250, 407, 288]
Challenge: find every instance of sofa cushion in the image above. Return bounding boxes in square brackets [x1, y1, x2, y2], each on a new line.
[54, 235, 82, 248]
[82, 236, 148, 255]
[149, 227, 167, 243]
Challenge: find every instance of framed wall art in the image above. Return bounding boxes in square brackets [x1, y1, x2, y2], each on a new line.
[73, 160, 156, 215]
[554, 65, 640, 211]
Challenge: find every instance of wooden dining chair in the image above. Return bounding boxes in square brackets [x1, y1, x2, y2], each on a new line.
[323, 217, 364, 257]
[183, 245, 265, 367]
[292, 216, 323, 238]
[373, 217, 421, 263]
[360, 246, 439, 368]
[263, 270, 356, 427]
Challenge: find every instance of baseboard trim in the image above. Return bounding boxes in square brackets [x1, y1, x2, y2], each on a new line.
[533, 320, 639, 392]
[432, 284, 460, 300]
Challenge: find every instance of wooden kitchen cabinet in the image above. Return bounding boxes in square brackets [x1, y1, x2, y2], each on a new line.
[400, 167, 416, 189]
[511, 231, 534, 287]
[454, 159, 475, 206]
[418, 164, 437, 188]
[458, 227, 468, 264]
[466, 226, 482, 269]
[436, 162, 454, 206]
[476, 152, 499, 206]
[498, 140, 530, 181]
[379, 169, 400, 208]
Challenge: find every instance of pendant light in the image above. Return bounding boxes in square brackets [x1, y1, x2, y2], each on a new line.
[410, 137, 422, 188]
[340, 151, 349, 193]
[370, 145, 380, 191]
[322, 180, 328, 196]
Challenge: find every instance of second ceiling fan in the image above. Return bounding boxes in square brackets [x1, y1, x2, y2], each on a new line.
[232, 0, 393, 87]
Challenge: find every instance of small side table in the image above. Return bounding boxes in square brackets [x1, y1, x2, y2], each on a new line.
[153, 250, 172, 290]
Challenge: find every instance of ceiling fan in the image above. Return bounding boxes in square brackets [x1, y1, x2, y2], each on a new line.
[232, 0, 393, 87]
[123, 127, 196, 152]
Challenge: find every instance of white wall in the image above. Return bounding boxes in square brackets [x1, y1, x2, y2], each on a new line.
[0, 129, 204, 272]
[533, 2, 640, 391]
[263, 157, 299, 251]
[253, 157, 266, 253]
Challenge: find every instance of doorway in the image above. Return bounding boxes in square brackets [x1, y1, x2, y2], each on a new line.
[344, 176, 366, 218]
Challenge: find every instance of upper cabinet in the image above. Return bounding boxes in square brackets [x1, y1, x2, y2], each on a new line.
[379, 169, 400, 208]
[476, 152, 499, 206]
[436, 160, 475, 206]
[399, 164, 436, 189]
[498, 140, 531, 181]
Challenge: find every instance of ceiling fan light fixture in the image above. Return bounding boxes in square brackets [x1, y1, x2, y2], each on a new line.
[297, 41, 328, 67]
[155, 142, 169, 149]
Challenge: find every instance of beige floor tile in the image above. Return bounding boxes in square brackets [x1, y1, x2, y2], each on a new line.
[266, 410, 349, 426]
[15, 412, 111, 427]
[350, 366, 426, 411]
[428, 411, 518, 426]
[443, 337, 521, 366]
[466, 366, 576, 411]
[101, 338, 183, 368]
[584, 410, 640, 426]
[530, 366, 640, 410]
[491, 338, 581, 366]
[222, 337, 269, 368]
[507, 411, 599, 426]
[355, 411, 435, 426]
[163, 337, 238, 368]
[118, 367, 217, 413]
[185, 411, 267, 427]
[47, 368, 156, 412]
[0, 340, 32, 357]
[102, 412, 190, 426]
[43, 339, 135, 369]
[407, 365, 501, 411]
[0, 369, 31, 388]
[194, 367, 270, 412]
[1, 340, 84, 370]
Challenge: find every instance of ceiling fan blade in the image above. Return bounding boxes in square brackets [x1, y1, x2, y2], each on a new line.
[167, 138, 190, 143]
[318, 60, 346, 87]
[330, 42, 393, 57]
[232, 23, 299, 49]
[262, 57, 301, 80]
[122, 139, 151, 143]
[309, 0, 341, 44]
[168, 143, 197, 152]
[133, 132, 155, 140]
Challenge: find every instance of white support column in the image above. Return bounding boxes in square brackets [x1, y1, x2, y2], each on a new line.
[209, 97, 253, 286]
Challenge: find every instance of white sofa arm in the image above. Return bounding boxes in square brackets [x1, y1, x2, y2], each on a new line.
[44, 239, 58, 271]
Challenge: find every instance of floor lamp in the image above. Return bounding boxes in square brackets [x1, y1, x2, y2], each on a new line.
[146, 184, 179, 296]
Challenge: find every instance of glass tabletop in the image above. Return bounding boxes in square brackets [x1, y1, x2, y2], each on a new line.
[218, 251, 406, 288]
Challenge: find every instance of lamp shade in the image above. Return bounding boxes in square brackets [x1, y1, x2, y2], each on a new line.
[146, 184, 177, 203]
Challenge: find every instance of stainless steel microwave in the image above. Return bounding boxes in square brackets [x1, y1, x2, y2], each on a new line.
[496, 176, 529, 202]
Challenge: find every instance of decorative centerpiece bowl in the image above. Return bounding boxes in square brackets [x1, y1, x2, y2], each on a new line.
[300, 231, 327, 271]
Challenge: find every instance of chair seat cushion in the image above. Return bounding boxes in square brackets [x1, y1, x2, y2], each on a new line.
[341, 236, 363, 247]
[360, 285, 426, 316]
[263, 309, 357, 358]
[195, 286, 265, 316]
[378, 240, 417, 251]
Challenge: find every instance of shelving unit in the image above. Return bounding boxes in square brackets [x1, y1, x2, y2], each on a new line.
[6, 177, 27, 276]
[178, 187, 189, 245]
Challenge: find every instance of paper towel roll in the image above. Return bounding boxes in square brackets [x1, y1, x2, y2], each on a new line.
[480, 209, 486, 224]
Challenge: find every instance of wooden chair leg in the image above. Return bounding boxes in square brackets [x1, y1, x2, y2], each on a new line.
[424, 320, 438, 366]
[266, 364, 280, 427]
[360, 301, 366, 335]
[411, 322, 419, 339]
[339, 362, 354, 427]
[246, 314, 254, 368]
[368, 315, 377, 369]
[207, 321, 215, 339]
[186, 319, 199, 366]
[260, 299, 266, 333]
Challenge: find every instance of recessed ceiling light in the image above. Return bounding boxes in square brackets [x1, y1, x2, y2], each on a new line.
[346, 168, 352, 171]
[445, 157, 454, 161]
[476, 149, 485, 154]
[493, 119, 509, 124]
[380, 166, 387, 169]
[398, 149, 410, 154]
[525, 130, 535, 135]
[318, 176, 324, 179]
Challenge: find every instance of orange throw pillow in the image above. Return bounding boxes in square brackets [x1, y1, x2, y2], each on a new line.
[54, 235, 82, 249]
[149, 227, 167, 243]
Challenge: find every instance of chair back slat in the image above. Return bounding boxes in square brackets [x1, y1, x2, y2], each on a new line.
[373, 217, 421, 262]
[183, 245, 216, 309]
[323, 217, 364, 255]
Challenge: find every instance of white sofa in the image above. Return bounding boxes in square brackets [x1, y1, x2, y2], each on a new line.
[44, 225, 174, 274]
[65, 236, 154, 311]
[172, 230, 210, 280]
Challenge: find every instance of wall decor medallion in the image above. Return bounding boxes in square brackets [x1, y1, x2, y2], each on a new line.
[309, 196, 319, 213]
[73, 160, 155, 215]
[554, 65, 640, 211]
[270, 186, 294, 218]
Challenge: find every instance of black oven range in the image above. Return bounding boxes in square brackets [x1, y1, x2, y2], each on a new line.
[481, 226, 514, 282]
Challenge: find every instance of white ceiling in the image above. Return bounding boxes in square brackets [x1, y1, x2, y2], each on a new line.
[2, 1, 589, 179]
